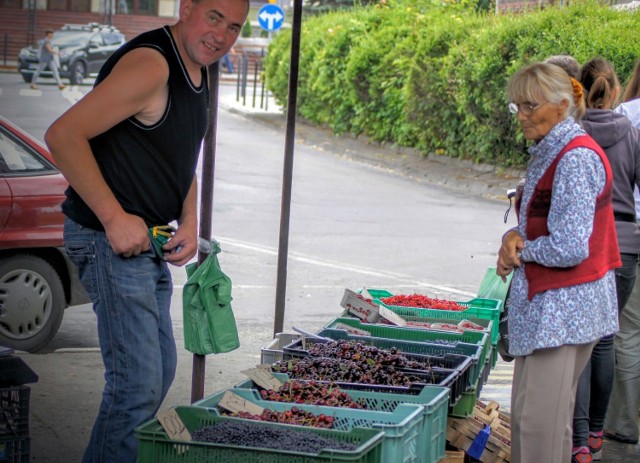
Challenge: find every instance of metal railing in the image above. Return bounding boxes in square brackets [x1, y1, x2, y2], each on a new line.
[234, 49, 271, 111]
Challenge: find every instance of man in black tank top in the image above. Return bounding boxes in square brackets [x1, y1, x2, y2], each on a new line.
[44, 0, 248, 460]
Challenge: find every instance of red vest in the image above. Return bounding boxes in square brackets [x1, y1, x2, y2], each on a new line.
[524, 135, 621, 301]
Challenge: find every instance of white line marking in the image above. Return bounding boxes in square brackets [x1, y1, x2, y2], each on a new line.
[216, 235, 476, 298]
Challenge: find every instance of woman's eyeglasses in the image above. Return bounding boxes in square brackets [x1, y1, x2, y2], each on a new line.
[508, 102, 543, 116]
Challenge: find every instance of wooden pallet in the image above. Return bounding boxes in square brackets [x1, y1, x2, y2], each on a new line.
[446, 400, 511, 463]
[438, 450, 465, 463]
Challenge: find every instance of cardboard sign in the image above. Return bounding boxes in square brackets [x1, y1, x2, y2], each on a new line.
[334, 322, 371, 336]
[378, 306, 407, 326]
[242, 367, 284, 391]
[218, 390, 265, 416]
[340, 289, 380, 322]
[157, 408, 192, 442]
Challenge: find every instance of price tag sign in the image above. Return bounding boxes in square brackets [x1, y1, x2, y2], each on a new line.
[379, 306, 407, 326]
[242, 367, 284, 390]
[340, 288, 380, 322]
[218, 390, 265, 415]
[157, 408, 192, 442]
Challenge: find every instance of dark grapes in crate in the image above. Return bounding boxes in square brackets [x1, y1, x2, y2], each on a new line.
[191, 419, 358, 453]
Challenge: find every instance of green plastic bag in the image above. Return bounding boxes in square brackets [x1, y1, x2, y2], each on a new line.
[477, 266, 513, 362]
[182, 241, 240, 355]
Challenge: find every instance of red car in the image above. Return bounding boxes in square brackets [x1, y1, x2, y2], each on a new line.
[0, 116, 88, 352]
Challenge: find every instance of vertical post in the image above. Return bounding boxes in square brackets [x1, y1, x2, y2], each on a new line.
[242, 54, 248, 106]
[252, 57, 258, 108]
[273, 0, 303, 336]
[191, 61, 220, 404]
[235, 54, 241, 101]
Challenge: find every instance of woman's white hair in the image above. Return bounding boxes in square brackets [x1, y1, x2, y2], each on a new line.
[508, 62, 584, 119]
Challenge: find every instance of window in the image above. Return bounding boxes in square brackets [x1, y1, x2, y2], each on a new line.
[48, 0, 90, 11]
[117, 0, 156, 15]
[0, 131, 54, 175]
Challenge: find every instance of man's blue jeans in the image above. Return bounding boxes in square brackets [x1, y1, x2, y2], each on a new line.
[64, 217, 177, 462]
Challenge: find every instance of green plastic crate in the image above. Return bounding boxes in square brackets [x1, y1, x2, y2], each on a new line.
[324, 317, 491, 374]
[195, 389, 426, 463]
[360, 288, 502, 346]
[136, 406, 384, 463]
[229, 374, 449, 463]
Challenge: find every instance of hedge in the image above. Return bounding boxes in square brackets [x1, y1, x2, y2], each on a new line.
[263, 1, 640, 168]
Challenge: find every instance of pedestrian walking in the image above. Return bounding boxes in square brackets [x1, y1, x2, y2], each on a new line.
[496, 62, 620, 463]
[43, 0, 249, 461]
[30, 29, 65, 90]
[571, 57, 640, 463]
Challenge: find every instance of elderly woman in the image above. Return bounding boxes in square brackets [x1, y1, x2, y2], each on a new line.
[497, 62, 620, 463]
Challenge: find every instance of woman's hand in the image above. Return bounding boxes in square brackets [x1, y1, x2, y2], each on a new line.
[497, 230, 525, 281]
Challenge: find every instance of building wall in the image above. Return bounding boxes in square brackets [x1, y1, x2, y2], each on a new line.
[0, 7, 176, 63]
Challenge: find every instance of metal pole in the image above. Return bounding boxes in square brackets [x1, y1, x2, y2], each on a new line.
[242, 54, 248, 106]
[191, 61, 220, 404]
[273, 0, 302, 336]
[259, 48, 265, 109]
[252, 57, 258, 108]
[236, 55, 241, 101]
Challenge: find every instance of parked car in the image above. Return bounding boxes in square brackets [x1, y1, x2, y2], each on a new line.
[17, 23, 125, 85]
[0, 116, 89, 352]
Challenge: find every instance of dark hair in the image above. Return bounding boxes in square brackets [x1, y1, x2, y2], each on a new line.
[45, 29, 54, 35]
[622, 59, 640, 102]
[578, 57, 620, 110]
[544, 55, 580, 79]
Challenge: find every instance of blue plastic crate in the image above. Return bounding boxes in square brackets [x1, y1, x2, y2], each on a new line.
[195, 389, 425, 463]
[323, 318, 491, 377]
[229, 374, 449, 463]
[282, 330, 481, 394]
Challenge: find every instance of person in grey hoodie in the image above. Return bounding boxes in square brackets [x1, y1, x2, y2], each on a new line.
[571, 57, 640, 463]
[605, 57, 640, 447]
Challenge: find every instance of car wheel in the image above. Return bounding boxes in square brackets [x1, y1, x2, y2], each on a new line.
[21, 72, 33, 83]
[69, 61, 86, 85]
[0, 254, 65, 352]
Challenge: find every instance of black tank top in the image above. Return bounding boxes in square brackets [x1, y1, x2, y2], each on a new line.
[62, 26, 209, 230]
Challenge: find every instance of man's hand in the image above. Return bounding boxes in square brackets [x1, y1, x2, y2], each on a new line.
[497, 230, 525, 282]
[162, 225, 197, 266]
[103, 212, 150, 258]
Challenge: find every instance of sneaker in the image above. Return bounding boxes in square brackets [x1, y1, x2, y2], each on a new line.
[603, 430, 639, 445]
[572, 447, 593, 463]
[58, 84, 66, 90]
[30, 83, 38, 89]
[588, 431, 603, 460]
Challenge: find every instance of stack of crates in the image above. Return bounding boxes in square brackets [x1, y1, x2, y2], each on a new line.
[134, 285, 503, 463]
[0, 385, 31, 462]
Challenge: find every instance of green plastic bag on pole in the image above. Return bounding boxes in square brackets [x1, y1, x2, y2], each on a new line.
[183, 241, 240, 355]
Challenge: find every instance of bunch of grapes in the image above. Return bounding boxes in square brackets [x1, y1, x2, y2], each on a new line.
[272, 356, 423, 386]
[259, 381, 366, 409]
[307, 340, 429, 371]
[222, 406, 335, 428]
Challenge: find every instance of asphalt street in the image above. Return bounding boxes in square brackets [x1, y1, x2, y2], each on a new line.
[1, 69, 638, 462]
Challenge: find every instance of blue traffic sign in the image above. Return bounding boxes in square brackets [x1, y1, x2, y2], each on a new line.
[257, 4, 285, 32]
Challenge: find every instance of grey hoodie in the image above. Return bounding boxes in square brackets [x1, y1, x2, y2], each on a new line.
[582, 109, 640, 254]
